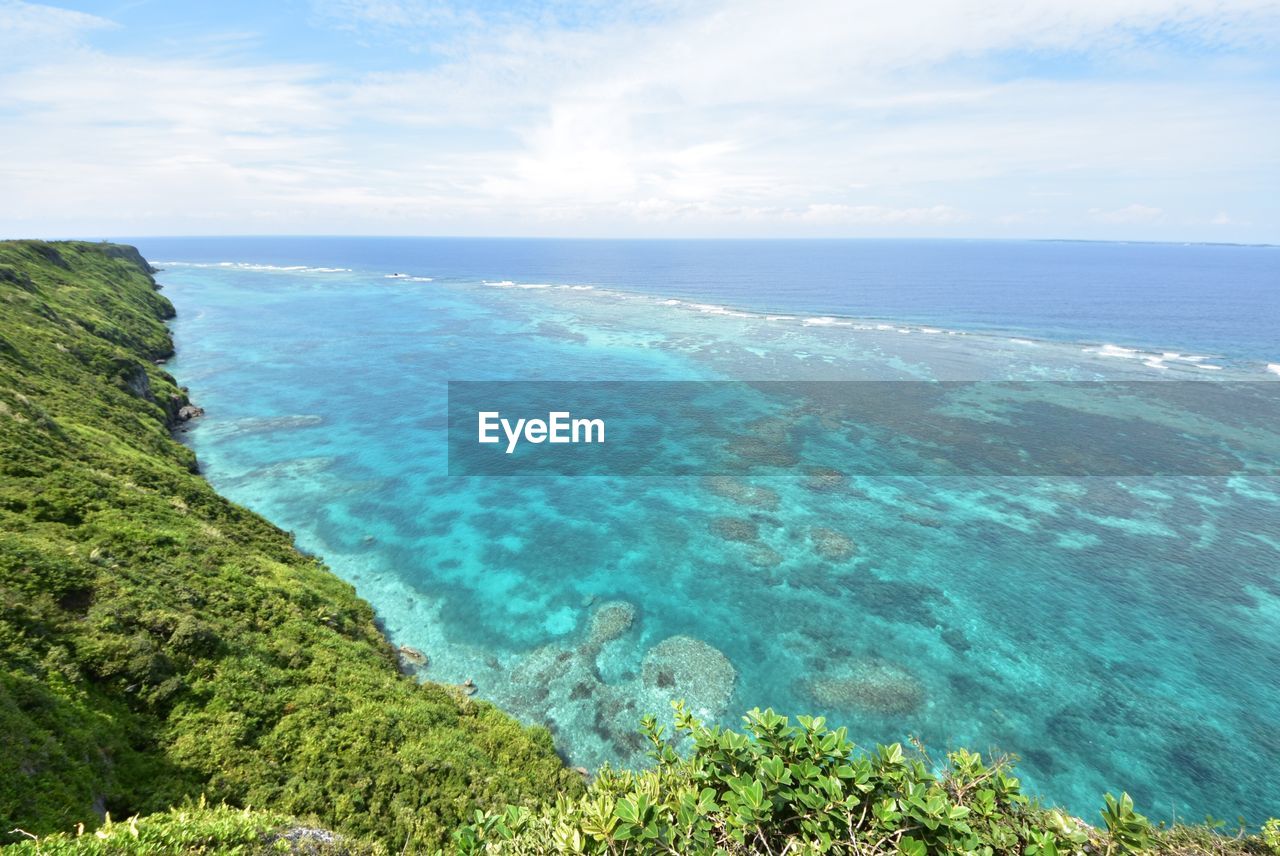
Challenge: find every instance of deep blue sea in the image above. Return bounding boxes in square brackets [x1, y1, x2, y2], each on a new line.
[128, 237, 1280, 825]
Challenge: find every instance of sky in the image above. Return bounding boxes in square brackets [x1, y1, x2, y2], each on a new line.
[1, 0, 1278, 241]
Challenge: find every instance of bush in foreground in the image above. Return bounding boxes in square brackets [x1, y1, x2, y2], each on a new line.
[5, 800, 383, 855]
[456, 704, 1279, 856]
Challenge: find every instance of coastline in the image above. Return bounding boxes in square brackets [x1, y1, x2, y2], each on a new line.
[0, 240, 576, 849]
[5, 240, 1280, 854]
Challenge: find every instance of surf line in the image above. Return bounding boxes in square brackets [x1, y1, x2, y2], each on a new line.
[477, 411, 605, 454]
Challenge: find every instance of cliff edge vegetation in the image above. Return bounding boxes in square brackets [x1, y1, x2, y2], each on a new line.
[0, 240, 579, 850]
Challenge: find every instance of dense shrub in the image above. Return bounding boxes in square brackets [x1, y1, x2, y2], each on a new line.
[5, 799, 383, 855]
[456, 704, 1278, 856]
[0, 242, 577, 851]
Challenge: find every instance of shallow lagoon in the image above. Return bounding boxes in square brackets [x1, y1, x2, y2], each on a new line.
[149, 239, 1280, 824]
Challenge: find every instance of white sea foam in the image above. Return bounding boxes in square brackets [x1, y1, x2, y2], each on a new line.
[156, 261, 351, 273]
[1095, 344, 1139, 358]
[462, 274, 1260, 379]
[665, 301, 753, 318]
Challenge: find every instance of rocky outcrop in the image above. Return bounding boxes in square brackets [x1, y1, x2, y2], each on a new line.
[397, 645, 428, 672]
[95, 243, 158, 274]
[116, 361, 156, 403]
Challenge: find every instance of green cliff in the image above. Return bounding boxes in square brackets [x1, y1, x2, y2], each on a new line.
[0, 241, 578, 850]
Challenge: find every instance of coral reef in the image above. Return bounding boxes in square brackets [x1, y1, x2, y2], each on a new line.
[748, 545, 784, 568]
[703, 475, 781, 510]
[710, 516, 759, 542]
[641, 635, 737, 719]
[584, 600, 636, 652]
[804, 466, 846, 492]
[802, 659, 925, 716]
[810, 526, 858, 561]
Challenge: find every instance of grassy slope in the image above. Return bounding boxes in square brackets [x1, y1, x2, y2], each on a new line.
[0, 241, 578, 850]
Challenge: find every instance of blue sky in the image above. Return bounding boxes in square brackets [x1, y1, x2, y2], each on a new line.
[1, 0, 1278, 240]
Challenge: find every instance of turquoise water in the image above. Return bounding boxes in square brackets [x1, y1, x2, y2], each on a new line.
[148, 239, 1280, 825]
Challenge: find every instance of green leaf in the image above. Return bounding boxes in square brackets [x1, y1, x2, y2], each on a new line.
[898, 835, 927, 856]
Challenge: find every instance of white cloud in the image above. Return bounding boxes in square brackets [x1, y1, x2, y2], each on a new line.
[0, 0, 111, 38]
[799, 204, 969, 225]
[1089, 204, 1165, 224]
[0, 0, 114, 65]
[0, 0, 1278, 237]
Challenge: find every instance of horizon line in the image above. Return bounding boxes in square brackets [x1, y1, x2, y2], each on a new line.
[25, 234, 1280, 249]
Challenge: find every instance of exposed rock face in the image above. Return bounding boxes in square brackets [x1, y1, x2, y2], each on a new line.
[397, 644, 428, 669]
[802, 660, 925, 716]
[266, 826, 349, 852]
[176, 404, 205, 421]
[118, 362, 155, 402]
